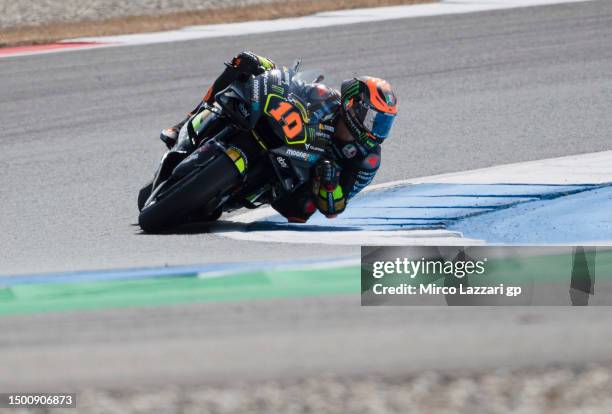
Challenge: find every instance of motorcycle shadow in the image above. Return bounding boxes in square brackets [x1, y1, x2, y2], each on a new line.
[133, 220, 230, 235]
[212, 220, 358, 233]
[134, 219, 358, 235]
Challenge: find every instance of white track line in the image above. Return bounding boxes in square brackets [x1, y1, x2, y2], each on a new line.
[67, 0, 593, 46]
[0, 0, 593, 58]
[369, 150, 612, 189]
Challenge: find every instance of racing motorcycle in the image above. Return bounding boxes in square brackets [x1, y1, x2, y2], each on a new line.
[137, 62, 331, 233]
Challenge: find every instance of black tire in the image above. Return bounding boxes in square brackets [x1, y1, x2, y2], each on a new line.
[189, 206, 223, 223]
[138, 154, 240, 233]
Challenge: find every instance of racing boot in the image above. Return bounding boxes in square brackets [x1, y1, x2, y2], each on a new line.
[160, 115, 190, 149]
[159, 98, 208, 149]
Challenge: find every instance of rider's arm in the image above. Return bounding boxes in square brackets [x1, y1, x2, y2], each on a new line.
[160, 52, 275, 149]
[315, 145, 381, 218]
[314, 159, 345, 218]
[181, 51, 275, 120]
[203, 51, 275, 104]
[340, 145, 381, 200]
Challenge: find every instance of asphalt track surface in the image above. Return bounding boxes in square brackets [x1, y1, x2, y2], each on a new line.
[1, 0, 612, 391]
[2, 0, 612, 275]
[2, 296, 612, 391]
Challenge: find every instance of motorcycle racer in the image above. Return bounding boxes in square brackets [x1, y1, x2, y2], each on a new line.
[160, 51, 398, 223]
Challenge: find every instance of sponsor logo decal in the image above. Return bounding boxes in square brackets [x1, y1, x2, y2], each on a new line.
[286, 148, 309, 160]
[342, 143, 358, 159]
[271, 84, 285, 94]
[365, 154, 380, 168]
[238, 103, 249, 117]
[305, 143, 325, 153]
[263, 72, 269, 96]
[315, 131, 328, 139]
[252, 78, 260, 103]
[319, 123, 335, 132]
[276, 156, 288, 168]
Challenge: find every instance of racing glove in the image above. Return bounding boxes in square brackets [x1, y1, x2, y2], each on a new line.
[204, 51, 275, 104]
[314, 159, 346, 218]
[230, 51, 275, 79]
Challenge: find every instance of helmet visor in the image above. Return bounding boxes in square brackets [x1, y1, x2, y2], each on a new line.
[363, 107, 396, 140]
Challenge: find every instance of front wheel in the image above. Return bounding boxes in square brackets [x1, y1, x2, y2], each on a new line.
[137, 181, 153, 212]
[138, 153, 241, 233]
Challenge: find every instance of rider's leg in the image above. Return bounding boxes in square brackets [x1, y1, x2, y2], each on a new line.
[160, 100, 204, 149]
[160, 51, 274, 148]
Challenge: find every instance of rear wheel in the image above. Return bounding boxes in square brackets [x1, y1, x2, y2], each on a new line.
[138, 153, 241, 233]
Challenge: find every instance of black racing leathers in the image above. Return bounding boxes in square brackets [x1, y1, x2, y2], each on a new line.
[266, 78, 381, 221]
[170, 51, 381, 222]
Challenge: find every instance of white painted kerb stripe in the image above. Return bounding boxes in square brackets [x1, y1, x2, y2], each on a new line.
[1, 0, 593, 59]
[67, 0, 593, 46]
[370, 150, 612, 189]
[214, 150, 612, 246]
